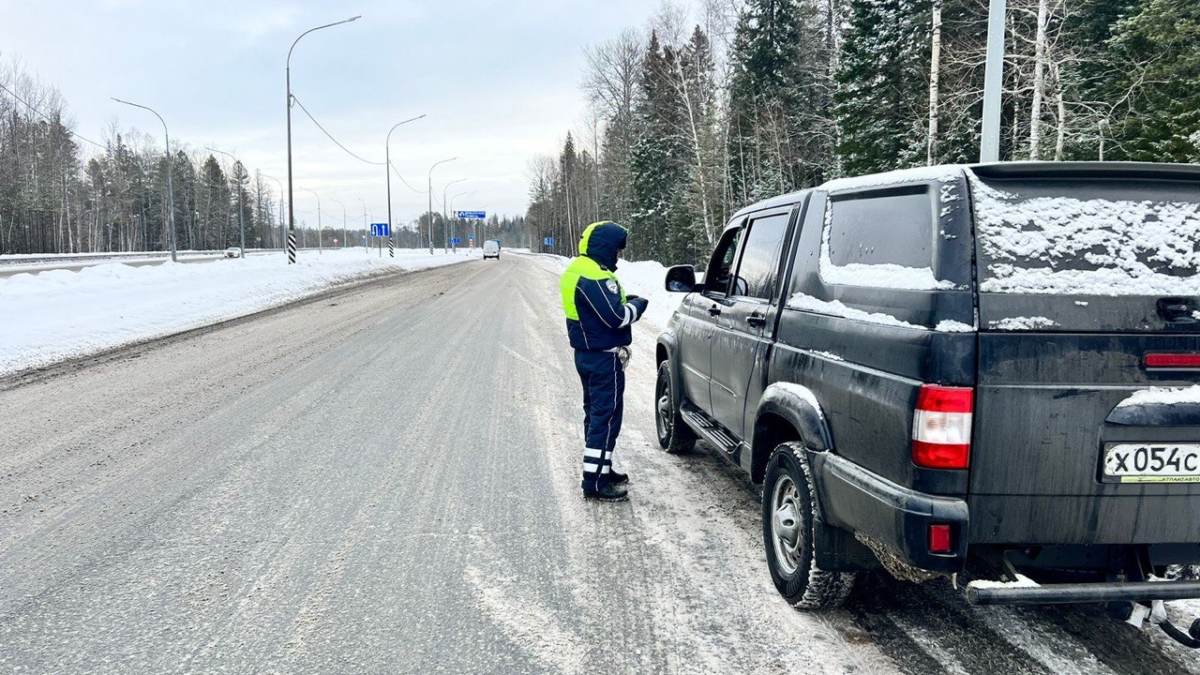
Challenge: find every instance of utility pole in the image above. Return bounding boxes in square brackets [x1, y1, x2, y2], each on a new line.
[443, 178, 465, 253]
[113, 98, 177, 262]
[207, 147, 246, 258]
[286, 16, 360, 263]
[980, 0, 1006, 162]
[299, 187, 322, 254]
[427, 157, 457, 254]
[358, 198, 370, 252]
[385, 115, 426, 259]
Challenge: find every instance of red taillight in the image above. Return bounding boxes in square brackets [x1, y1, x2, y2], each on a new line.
[1145, 353, 1200, 369]
[912, 385, 974, 470]
[928, 524, 952, 553]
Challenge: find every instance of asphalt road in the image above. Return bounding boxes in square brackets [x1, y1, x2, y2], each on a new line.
[2, 255, 1200, 674]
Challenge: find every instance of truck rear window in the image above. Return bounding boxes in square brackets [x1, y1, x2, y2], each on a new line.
[970, 173, 1200, 296]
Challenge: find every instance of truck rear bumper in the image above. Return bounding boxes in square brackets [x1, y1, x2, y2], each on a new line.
[810, 451, 969, 574]
[967, 580, 1200, 605]
[969, 494, 1200, 544]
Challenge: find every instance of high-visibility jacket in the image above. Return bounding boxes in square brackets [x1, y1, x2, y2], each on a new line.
[560, 222, 643, 351]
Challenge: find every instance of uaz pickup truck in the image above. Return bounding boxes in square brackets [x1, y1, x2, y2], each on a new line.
[655, 162, 1200, 643]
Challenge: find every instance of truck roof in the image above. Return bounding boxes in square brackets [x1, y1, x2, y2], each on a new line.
[731, 162, 1200, 220]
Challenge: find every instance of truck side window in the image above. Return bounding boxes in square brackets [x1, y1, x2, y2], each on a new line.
[827, 186, 933, 269]
[731, 213, 789, 300]
[705, 228, 743, 296]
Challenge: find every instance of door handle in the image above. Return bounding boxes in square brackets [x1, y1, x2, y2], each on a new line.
[746, 313, 767, 327]
[707, 305, 722, 317]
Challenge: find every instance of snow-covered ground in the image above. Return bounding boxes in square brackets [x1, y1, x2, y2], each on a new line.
[517, 251, 686, 329]
[0, 248, 479, 376]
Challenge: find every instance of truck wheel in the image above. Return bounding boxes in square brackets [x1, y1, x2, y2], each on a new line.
[762, 443, 857, 609]
[655, 361, 695, 454]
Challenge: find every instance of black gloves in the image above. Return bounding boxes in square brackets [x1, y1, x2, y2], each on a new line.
[627, 295, 649, 318]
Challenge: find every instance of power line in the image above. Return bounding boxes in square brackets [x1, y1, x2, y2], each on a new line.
[390, 160, 428, 195]
[0, 80, 105, 149]
[291, 94, 384, 166]
[290, 93, 429, 195]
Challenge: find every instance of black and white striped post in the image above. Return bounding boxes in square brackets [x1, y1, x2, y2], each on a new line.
[389, 236, 394, 258]
[287, 231, 297, 264]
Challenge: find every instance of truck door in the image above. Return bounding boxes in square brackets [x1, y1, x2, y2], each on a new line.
[677, 225, 743, 414]
[709, 209, 794, 439]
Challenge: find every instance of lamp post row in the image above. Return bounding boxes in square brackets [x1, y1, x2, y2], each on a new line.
[118, 15, 477, 263]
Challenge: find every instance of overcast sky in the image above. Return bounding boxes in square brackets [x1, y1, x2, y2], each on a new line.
[1, 0, 699, 228]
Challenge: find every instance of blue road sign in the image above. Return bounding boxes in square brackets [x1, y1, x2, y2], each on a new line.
[455, 211, 486, 220]
[543, 237, 554, 246]
[370, 222, 390, 237]
[450, 238, 462, 245]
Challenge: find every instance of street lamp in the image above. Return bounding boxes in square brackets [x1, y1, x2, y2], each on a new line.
[427, 157, 457, 254]
[112, 98, 177, 262]
[450, 189, 476, 249]
[206, 147, 247, 258]
[261, 174, 287, 249]
[286, 15, 361, 264]
[385, 114, 426, 258]
[442, 178, 466, 252]
[357, 197, 370, 252]
[298, 186, 322, 254]
[329, 198, 347, 249]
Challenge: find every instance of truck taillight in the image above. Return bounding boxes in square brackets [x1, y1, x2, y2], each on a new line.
[912, 385, 974, 470]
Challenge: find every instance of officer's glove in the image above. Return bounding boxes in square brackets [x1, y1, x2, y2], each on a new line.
[628, 296, 649, 321]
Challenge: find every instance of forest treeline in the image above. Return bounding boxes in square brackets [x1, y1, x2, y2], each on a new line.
[0, 59, 527, 256]
[525, 0, 1200, 266]
[0, 60, 289, 256]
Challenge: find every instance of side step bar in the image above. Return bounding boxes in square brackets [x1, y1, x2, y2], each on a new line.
[680, 406, 740, 455]
[967, 580, 1200, 606]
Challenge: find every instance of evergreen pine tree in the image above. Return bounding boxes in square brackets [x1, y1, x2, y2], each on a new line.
[835, 0, 933, 175]
[1104, 0, 1200, 162]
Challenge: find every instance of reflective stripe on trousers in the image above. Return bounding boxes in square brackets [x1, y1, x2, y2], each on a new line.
[575, 350, 625, 491]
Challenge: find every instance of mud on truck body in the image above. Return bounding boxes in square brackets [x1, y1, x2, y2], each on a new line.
[655, 162, 1200, 646]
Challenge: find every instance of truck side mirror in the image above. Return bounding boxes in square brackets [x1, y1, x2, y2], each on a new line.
[665, 265, 698, 293]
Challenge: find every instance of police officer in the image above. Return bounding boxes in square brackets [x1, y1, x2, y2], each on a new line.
[560, 221, 649, 501]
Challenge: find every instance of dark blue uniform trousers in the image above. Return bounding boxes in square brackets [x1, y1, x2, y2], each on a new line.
[575, 350, 625, 491]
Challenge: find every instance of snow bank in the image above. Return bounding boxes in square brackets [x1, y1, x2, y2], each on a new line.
[0, 249, 478, 376]
[519, 252, 686, 330]
[615, 260, 687, 328]
[1116, 386, 1200, 409]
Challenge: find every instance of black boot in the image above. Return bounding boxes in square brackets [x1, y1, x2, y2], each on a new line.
[583, 482, 628, 502]
[607, 469, 629, 485]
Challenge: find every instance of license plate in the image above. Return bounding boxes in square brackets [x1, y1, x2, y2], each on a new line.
[1103, 444, 1200, 483]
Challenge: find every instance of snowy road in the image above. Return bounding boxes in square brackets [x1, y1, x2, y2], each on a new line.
[2, 255, 1199, 673]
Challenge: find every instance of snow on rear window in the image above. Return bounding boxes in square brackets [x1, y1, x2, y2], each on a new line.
[969, 171, 1200, 295]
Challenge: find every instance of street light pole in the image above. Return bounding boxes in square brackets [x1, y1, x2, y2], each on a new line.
[287, 15, 361, 264]
[329, 198, 348, 249]
[207, 147, 246, 258]
[112, 98, 177, 262]
[357, 197, 370, 251]
[385, 114, 426, 259]
[299, 187, 322, 254]
[261, 173, 286, 249]
[450, 189, 476, 248]
[443, 178, 465, 252]
[427, 157, 457, 254]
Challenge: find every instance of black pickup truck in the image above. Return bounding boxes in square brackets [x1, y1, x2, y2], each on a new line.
[655, 162, 1200, 632]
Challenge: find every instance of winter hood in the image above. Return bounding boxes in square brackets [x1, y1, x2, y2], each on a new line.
[579, 221, 627, 271]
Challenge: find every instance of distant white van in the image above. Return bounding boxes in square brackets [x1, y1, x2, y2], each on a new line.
[482, 240, 500, 259]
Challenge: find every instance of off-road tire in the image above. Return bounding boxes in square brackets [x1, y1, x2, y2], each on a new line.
[762, 442, 857, 609]
[655, 360, 695, 454]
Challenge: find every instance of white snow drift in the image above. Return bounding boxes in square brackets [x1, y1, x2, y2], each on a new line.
[0, 249, 478, 376]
